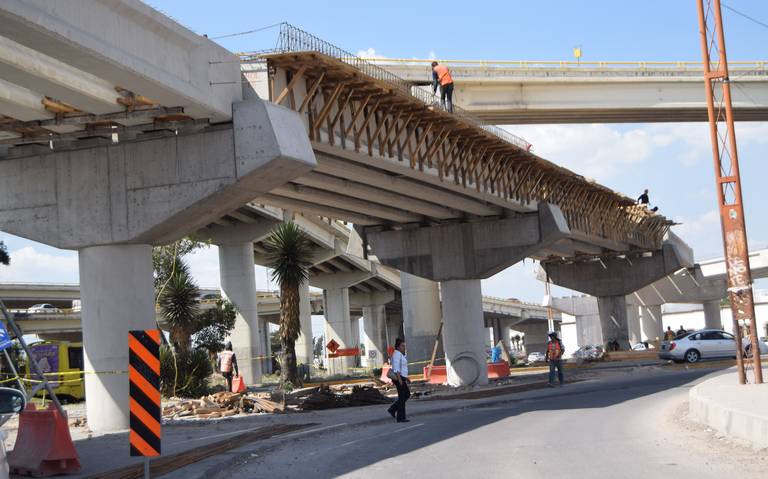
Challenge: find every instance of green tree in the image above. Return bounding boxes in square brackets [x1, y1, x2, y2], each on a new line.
[263, 222, 313, 387]
[194, 299, 237, 357]
[0, 241, 9, 266]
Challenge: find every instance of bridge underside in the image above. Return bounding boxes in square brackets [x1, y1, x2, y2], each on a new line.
[472, 107, 768, 125]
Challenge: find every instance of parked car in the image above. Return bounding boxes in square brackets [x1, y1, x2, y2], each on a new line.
[527, 352, 546, 364]
[658, 328, 738, 363]
[631, 342, 654, 351]
[0, 387, 27, 476]
[26, 303, 60, 313]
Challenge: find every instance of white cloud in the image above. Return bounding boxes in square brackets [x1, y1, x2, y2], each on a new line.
[0, 246, 78, 283]
[671, 209, 723, 259]
[356, 47, 386, 59]
[504, 124, 656, 180]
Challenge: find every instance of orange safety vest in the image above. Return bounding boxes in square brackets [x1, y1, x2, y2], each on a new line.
[220, 350, 234, 373]
[433, 64, 453, 86]
[547, 340, 563, 360]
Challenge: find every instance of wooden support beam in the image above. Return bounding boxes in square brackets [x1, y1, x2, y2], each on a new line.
[274, 65, 307, 106]
[298, 72, 326, 114]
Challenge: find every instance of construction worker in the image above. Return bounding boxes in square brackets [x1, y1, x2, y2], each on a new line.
[664, 326, 676, 341]
[637, 188, 650, 205]
[218, 341, 239, 392]
[431, 61, 454, 113]
[545, 331, 565, 387]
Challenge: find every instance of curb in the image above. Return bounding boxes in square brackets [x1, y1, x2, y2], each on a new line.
[689, 379, 768, 449]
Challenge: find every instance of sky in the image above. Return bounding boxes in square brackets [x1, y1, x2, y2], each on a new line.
[2, 0, 768, 305]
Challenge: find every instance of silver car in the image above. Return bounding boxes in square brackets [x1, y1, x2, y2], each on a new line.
[658, 328, 737, 363]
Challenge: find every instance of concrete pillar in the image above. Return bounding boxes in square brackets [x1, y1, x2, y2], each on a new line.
[218, 242, 263, 384]
[499, 323, 512, 350]
[519, 322, 549, 354]
[294, 282, 314, 365]
[351, 316, 361, 367]
[362, 305, 386, 368]
[703, 299, 723, 329]
[80, 244, 155, 433]
[597, 295, 630, 349]
[323, 287, 353, 375]
[627, 304, 642, 346]
[385, 315, 403, 361]
[401, 272, 443, 365]
[640, 305, 663, 342]
[441, 279, 488, 387]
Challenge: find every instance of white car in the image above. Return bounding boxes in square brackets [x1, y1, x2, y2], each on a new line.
[658, 328, 738, 363]
[26, 303, 60, 313]
[527, 352, 546, 364]
[743, 337, 768, 357]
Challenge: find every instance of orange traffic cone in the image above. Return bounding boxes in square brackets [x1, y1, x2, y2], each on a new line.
[8, 403, 81, 476]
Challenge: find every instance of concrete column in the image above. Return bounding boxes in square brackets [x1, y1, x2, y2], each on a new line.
[640, 305, 663, 342]
[362, 305, 386, 368]
[575, 314, 602, 347]
[385, 315, 403, 361]
[499, 323, 512, 350]
[218, 242, 263, 384]
[323, 287, 353, 375]
[294, 282, 314, 365]
[597, 295, 630, 349]
[441, 279, 488, 387]
[519, 322, 549, 354]
[80, 244, 155, 433]
[351, 316, 361, 367]
[703, 299, 723, 329]
[627, 304, 642, 346]
[401, 272, 443, 365]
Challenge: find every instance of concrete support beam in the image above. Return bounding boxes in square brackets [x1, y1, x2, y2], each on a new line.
[640, 305, 663, 342]
[80, 244, 155, 433]
[627, 304, 641, 346]
[401, 273, 443, 366]
[295, 282, 314, 365]
[0, 0, 241, 121]
[323, 287, 353, 376]
[703, 299, 723, 330]
[362, 305, 386, 368]
[0, 99, 315, 249]
[218, 242, 263, 384]
[441, 279, 488, 387]
[597, 295, 630, 350]
[365, 203, 569, 281]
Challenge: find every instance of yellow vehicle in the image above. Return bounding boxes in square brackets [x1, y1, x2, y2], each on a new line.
[26, 340, 85, 402]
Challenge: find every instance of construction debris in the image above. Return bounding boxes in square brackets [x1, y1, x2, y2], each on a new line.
[162, 383, 393, 420]
[162, 391, 284, 420]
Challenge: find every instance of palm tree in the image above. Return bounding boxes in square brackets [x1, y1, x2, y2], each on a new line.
[158, 260, 200, 354]
[0, 241, 9, 266]
[264, 222, 313, 386]
[513, 334, 521, 351]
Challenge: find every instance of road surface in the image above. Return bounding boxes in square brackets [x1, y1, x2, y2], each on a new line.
[198, 368, 767, 479]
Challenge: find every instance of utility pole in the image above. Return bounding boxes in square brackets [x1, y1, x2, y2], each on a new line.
[696, 0, 763, 384]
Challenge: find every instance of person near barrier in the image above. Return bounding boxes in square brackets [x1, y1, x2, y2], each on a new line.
[546, 331, 565, 387]
[432, 61, 454, 113]
[387, 338, 411, 423]
[218, 341, 239, 392]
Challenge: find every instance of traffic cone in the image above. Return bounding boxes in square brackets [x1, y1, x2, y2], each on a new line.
[8, 403, 81, 476]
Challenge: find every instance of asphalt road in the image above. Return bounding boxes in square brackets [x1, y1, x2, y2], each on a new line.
[208, 369, 768, 479]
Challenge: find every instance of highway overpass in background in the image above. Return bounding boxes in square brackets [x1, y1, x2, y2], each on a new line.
[361, 58, 768, 124]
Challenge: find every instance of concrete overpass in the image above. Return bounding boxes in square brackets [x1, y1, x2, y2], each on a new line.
[358, 58, 768, 124]
[0, 7, 684, 430]
[546, 248, 768, 347]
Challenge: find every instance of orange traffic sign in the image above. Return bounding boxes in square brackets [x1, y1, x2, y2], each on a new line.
[326, 339, 340, 353]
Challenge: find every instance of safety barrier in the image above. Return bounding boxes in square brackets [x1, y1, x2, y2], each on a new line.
[8, 403, 81, 476]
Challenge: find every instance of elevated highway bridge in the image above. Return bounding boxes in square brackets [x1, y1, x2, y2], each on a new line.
[359, 58, 768, 124]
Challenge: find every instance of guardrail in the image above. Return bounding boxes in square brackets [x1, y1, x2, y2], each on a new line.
[356, 58, 768, 70]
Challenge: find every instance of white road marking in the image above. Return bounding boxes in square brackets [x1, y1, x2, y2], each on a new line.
[281, 423, 348, 438]
[339, 423, 424, 448]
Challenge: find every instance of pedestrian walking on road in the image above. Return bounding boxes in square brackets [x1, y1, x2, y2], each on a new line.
[387, 338, 411, 423]
[432, 61, 454, 113]
[664, 326, 676, 341]
[218, 341, 239, 392]
[546, 331, 565, 387]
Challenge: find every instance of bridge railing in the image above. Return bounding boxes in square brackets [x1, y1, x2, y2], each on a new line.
[260, 23, 532, 150]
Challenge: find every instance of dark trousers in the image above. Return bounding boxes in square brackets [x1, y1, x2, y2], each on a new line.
[441, 83, 454, 113]
[222, 371, 233, 391]
[548, 360, 564, 385]
[388, 378, 411, 421]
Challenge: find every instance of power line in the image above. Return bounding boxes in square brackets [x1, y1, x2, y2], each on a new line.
[722, 2, 768, 31]
[210, 22, 284, 40]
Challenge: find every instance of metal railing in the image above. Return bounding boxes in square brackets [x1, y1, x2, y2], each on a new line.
[260, 23, 532, 150]
[357, 58, 768, 71]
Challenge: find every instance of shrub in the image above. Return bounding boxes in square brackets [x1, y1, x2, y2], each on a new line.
[160, 345, 212, 398]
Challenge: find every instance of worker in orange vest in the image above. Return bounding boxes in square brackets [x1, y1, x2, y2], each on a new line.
[431, 61, 454, 113]
[545, 331, 565, 387]
[218, 341, 239, 392]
